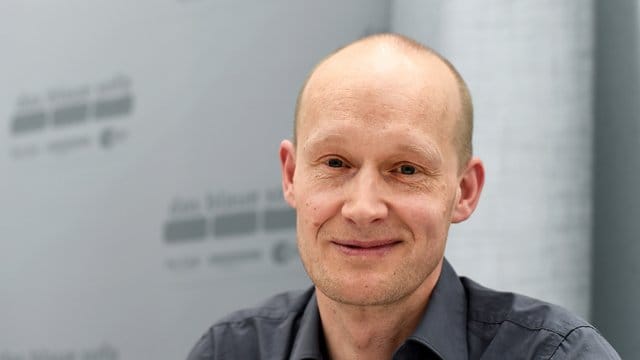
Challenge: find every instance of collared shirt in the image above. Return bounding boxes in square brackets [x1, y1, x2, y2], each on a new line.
[187, 259, 620, 359]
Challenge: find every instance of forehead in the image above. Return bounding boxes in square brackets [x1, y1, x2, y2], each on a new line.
[297, 51, 460, 150]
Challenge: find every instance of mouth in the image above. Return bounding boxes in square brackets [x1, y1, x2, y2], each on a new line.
[331, 239, 402, 256]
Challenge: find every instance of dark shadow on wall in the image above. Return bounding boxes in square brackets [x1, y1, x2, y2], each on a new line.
[592, 1, 640, 358]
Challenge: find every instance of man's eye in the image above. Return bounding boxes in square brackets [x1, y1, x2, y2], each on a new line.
[399, 164, 417, 175]
[327, 158, 344, 168]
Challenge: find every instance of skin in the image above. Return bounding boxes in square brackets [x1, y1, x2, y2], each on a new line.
[280, 37, 485, 360]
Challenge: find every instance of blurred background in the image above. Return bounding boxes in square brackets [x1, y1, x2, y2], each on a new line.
[0, 0, 637, 359]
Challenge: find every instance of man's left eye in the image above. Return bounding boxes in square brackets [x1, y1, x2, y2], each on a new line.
[399, 165, 417, 175]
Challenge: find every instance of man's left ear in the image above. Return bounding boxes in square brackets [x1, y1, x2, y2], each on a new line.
[452, 157, 485, 223]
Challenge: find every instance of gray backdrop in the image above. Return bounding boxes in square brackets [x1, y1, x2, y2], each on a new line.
[0, 1, 636, 359]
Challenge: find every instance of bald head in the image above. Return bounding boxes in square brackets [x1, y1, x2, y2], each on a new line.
[294, 33, 473, 167]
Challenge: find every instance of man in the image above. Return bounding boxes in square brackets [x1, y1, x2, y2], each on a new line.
[188, 33, 619, 359]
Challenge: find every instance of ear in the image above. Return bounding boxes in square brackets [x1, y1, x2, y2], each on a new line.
[452, 157, 485, 223]
[279, 140, 297, 208]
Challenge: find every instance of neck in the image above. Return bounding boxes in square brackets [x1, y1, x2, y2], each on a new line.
[316, 262, 442, 360]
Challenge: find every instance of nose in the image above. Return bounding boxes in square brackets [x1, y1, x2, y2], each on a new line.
[341, 168, 389, 226]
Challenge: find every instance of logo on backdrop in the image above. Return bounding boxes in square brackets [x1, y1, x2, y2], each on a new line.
[7, 74, 132, 160]
[163, 187, 298, 274]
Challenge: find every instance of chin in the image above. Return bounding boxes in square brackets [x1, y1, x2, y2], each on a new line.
[317, 275, 408, 306]
[327, 288, 402, 306]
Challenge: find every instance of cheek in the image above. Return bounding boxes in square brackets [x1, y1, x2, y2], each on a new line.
[295, 185, 342, 230]
[397, 192, 454, 235]
[407, 204, 442, 230]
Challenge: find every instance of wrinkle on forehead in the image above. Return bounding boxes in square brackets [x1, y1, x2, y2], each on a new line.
[300, 76, 454, 149]
[307, 82, 448, 124]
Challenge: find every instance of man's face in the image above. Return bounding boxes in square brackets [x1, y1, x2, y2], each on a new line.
[281, 53, 470, 306]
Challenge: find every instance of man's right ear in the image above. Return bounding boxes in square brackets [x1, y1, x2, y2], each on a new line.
[279, 140, 296, 208]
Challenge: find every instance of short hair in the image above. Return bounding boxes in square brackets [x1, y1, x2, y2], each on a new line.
[293, 33, 474, 167]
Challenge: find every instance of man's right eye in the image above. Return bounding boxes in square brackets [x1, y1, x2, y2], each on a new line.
[326, 158, 344, 168]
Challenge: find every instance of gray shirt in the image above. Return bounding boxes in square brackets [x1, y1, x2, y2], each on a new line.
[187, 259, 619, 359]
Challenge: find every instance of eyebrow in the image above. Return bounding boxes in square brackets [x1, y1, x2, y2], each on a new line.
[303, 132, 443, 166]
[394, 143, 443, 166]
[303, 132, 347, 150]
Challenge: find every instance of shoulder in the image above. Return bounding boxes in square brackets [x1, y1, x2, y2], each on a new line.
[461, 277, 619, 359]
[462, 277, 588, 334]
[214, 287, 313, 327]
[186, 287, 314, 360]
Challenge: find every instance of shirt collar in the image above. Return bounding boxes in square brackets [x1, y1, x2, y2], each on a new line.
[290, 291, 324, 360]
[290, 258, 468, 360]
[407, 258, 469, 360]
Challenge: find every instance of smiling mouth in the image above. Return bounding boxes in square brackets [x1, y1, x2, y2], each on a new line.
[331, 240, 401, 256]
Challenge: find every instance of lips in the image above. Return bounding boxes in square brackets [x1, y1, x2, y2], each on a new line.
[331, 239, 401, 256]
